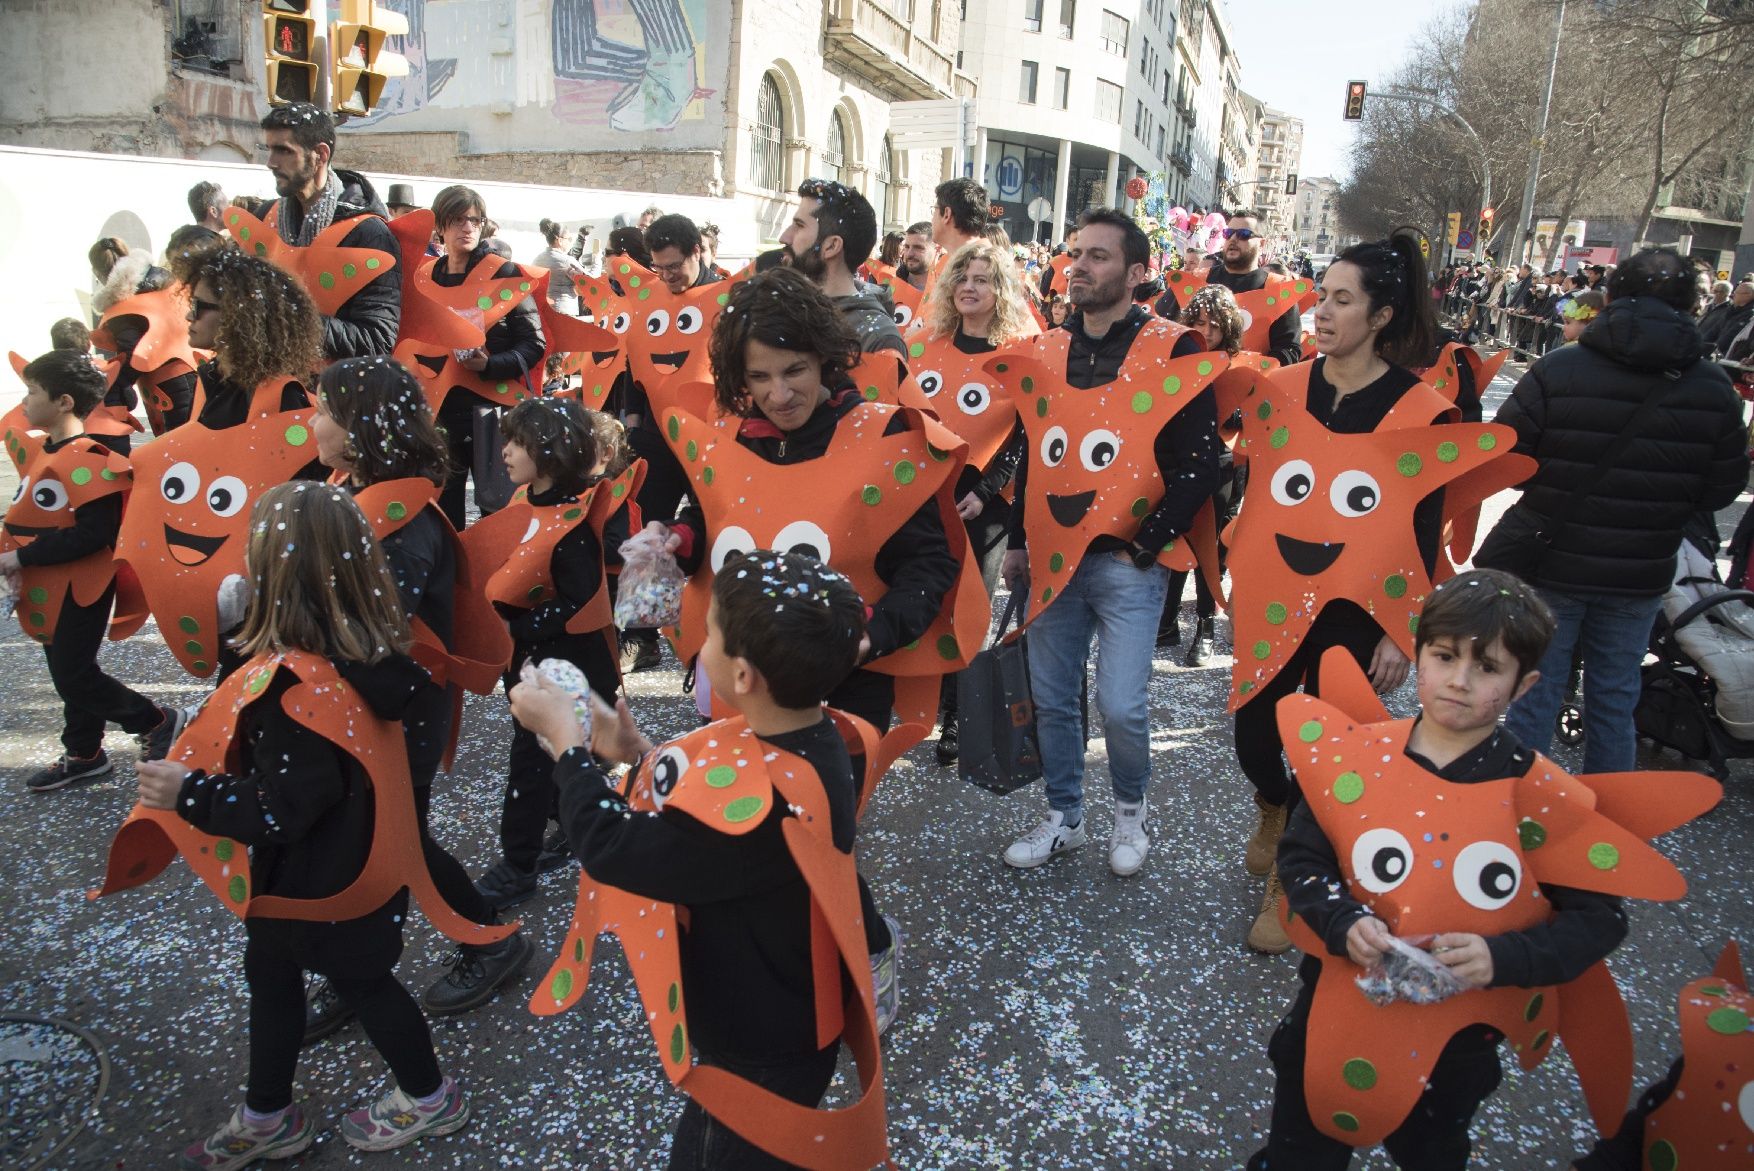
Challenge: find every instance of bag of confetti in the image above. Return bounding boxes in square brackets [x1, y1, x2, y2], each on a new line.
[519, 658, 594, 757]
[1355, 935, 1468, 1007]
[614, 529, 685, 629]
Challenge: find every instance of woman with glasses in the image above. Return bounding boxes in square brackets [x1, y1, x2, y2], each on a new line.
[173, 244, 321, 430]
[425, 185, 547, 528]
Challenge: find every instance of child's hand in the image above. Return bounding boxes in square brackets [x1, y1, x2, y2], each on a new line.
[509, 676, 588, 760]
[589, 693, 653, 765]
[1346, 915, 1395, 967]
[137, 760, 188, 810]
[1430, 933, 1494, 989]
[459, 348, 490, 372]
[640, 521, 682, 555]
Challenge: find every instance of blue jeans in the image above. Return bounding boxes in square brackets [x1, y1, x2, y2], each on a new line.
[1026, 551, 1169, 819]
[1502, 588, 1663, 775]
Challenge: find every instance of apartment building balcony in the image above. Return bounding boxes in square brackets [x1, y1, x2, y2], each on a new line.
[824, 0, 958, 101]
[1170, 143, 1194, 175]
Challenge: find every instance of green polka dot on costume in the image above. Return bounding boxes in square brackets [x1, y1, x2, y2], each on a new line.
[1516, 817, 1548, 850]
[638, 288, 651, 301]
[475, 295, 494, 311]
[1587, 842, 1620, 870]
[385, 501, 407, 521]
[550, 969, 574, 1002]
[178, 615, 200, 634]
[27, 611, 44, 627]
[519, 281, 532, 293]
[228, 875, 247, 903]
[1253, 640, 1272, 660]
[1161, 538, 1177, 553]
[1699, 983, 1727, 997]
[285, 424, 310, 447]
[573, 938, 586, 962]
[705, 765, 738, 788]
[1524, 992, 1544, 1022]
[318, 272, 335, 290]
[229, 214, 242, 228]
[863, 385, 880, 401]
[1397, 453, 1422, 477]
[717, 292, 730, 306]
[527, 585, 546, 601]
[994, 362, 1009, 374]
[1197, 360, 1213, 376]
[1706, 1006, 1749, 1034]
[1256, 401, 1273, 420]
[1478, 433, 1497, 451]
[1270, 426, 1289, 449]
[1434, 377, 1448, 390]
[1020, 376, 1034, 392]
[1297, 720, 1323, 743]
[71, 466, 92, 486]
[193, 660, 210, 673]
[1436, 441, 1460, 463]
[495, 382, 510, 396]
[928, 444, 950, 462]
[668, 982, 681, 1012]
[254, 242, 268, 257]
[1036, 396, 1049, 417]
[701, 467, 714, 487]
[1239, 681, 1256, 695]
[670, 1023, 686, 1064]
[1341, 1059, 1377, 1090]
[1131, 496, 1151, 518]
[27, 587, 48, 605]
[937, 635, 960, 660]
[895, 460, 917, 484]
[183, 639, 203, 655]
[1163, 375, 1182, 395]
[1384, 575, 1408, 599]
[861, 485, 881, 505]
[563, 507, 583, 521]
[685, 439, 700, 461]
[1040, 586, 1054, 604]
[1131, 390, 1153, 414]
[365, 257, 381, 270]
[667, 416, 681, 441]
[1530, 1029, 1551, 1051]
[628, 275, 642, 288]
[1331, 1112, 1360, 1133]
[1409, 614, 1420, 634]
[1647, 1139, 1677, 1171]
[909, 342, 925, 358]
[214, 838, 234, 861]
[1334, 772, 1364, 804]
[343, 263, 357, 279]
[500, 289, 516, 302]
[723, 796, 763, 823]
[1265, 602, 1287, 625]
[1048, 552, 1065, 572]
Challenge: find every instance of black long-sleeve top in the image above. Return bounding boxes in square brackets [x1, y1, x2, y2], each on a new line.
[430, 243, 547, 386]
[1279, 723, 1628, 990]
[13, 436, 122, 568]
[1006, 306, 1224, 555]
[1158, 266, 1305, 368]
[554, 715, 856, 1061]
[193, 361, 312, 430]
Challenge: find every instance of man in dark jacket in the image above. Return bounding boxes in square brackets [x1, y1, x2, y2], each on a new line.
[779, 179, 907, 360]
[258, 103, 402, 360]
[1476, 247, 1749, 773]
[1700, 280, 1754, 355]
[1154, 210, 1303, 367]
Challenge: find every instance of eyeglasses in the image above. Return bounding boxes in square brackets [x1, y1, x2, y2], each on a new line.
[191, 297, 222, 316]
[651, 259, 693, 278]
[1222, 228, 1258, 241]
[451, 215, 486, 228]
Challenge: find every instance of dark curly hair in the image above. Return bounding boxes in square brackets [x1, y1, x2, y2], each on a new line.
[317, 357, 451, 488]
[708, 268, 859, 417]
[501, 397, 599, 495]
[172, 244, 323, 390]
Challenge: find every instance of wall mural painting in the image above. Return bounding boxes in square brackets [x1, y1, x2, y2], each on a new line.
[551, 0, 711, 132]
[350, 0, 457, 125]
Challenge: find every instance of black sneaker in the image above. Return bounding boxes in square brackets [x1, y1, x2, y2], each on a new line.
[1154, 620, 1181, 649]
[26, 750, 113, 794]
[138, 704, 188, 763]
[934, 720, 959, 767]
[1184, 618, 1216, 668]
[473, 859, 539, 911]
[302, 976, 355, 1046]
[622, 638, 662, 673]
[421, 931, 534, 1015]
[535, 825, 573, 873]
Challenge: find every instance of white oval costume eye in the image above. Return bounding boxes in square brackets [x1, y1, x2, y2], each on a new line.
[1079, 428, 1121, 472]
[675, 306, 704, 334]
[916, 370, 943, 398]
[1351, 827, 1414, 894]
[161, 462, 201, 506]
[1239, 307, 1255, 334]
[610, 311, 631, 334]
[1041, 426, 1069, 468]
[644, 309, 671, 337]
[31, 479, 68, 513]
[520, 516, 541, 543]
[1451, 840, 1522, 910]
[892, 303, 914, 328]
[1330, 469, 1382, 517]
[206, 475, 248, 518]
[1270, 459, 1316, 506]
[956, 382, 991, 415]
[710, 525, 757, 572]
[648, 746, 690, 809]
[773, 520, 832, 565]
[1737, 1079, 1753, 1133]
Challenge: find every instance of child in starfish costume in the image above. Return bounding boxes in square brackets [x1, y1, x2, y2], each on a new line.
[2, 352, 182, 793]
[512, 551, 891, 1171]
[125, 483, 501, 1168]
[1250, 570, 1720, 1168]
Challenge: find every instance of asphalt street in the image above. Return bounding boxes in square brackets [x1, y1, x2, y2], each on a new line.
[4, 363, 1751, 1170]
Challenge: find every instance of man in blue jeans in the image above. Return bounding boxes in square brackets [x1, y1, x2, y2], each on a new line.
[999, 209, 1223, 876]
[1476, 246, 1749, 774]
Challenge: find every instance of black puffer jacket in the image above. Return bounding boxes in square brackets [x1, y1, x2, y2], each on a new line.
[1475, 296, 1749, 595]
[267, 168, 403, 360]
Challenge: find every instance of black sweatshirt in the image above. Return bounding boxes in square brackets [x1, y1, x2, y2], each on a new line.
[554, 715, 857, 1061]
[193, 361, 312, 429]
[1006, 305, 1224, 555]
[1279, 723, 1628, 990]
[13, 436, 122, 568]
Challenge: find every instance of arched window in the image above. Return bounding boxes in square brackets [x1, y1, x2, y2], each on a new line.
[875, 134, 896, 227]
[752, 74, 785, 192]
[823, 110, 848, 185]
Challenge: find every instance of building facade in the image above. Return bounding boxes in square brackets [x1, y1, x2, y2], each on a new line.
[1294, 175, 1343, 255]
[1252, 105, 1302, 241]
[1167, 0, 1234, 212]
[1218, 83, 1260, 213]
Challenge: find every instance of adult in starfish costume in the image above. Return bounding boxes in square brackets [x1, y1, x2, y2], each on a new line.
[1159, 209, 1314, 367]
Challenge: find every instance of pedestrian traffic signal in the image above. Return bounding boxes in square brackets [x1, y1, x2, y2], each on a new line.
[261, 0, 318, 107]
[331, 0, 409, 119]
[1343, 81, 1367, 121]
[1480, 205, 1496, 232]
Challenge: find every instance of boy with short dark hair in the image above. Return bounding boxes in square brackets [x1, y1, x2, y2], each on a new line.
[1248, 568, 1630, 1169]
[510, 550, 883, 1169]
[2, 351, 183, 792]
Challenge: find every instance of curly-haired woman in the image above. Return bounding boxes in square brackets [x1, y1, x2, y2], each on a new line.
[173, 244, 322, 429]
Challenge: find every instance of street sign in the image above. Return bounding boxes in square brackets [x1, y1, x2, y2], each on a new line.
[1027, 197, 1053, 222]
[1456, 229, 1475, 249]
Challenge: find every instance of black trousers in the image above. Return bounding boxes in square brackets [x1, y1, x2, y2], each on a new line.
[437, 392, 478, 532]
[1248, 977, 1502, 1170]
[1162, 464, 1242, 631]
[43, 582, 160, 757]
[501, 634, 619, 871]
[243, 909, 441, 1113]
[667, 1045, 840, 1171]
[1233, 616, 1383, 809]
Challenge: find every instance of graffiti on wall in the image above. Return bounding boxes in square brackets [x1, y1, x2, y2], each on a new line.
[349, 0, 457, 126]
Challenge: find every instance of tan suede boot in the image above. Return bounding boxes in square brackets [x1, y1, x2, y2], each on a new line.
[1245, 794, 1288, 877]
[1246, 868, 1293, 955]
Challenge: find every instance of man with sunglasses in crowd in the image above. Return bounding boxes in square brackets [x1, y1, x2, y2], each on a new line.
[1160, 210, 1303, 368]
[780, 179, 908, 359]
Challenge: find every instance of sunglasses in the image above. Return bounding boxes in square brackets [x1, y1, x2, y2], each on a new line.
[1222, 228, 1257, 241]
[191, 297, 222, 316]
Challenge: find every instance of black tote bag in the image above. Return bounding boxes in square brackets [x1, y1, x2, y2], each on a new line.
[956, 596, 1044, 795]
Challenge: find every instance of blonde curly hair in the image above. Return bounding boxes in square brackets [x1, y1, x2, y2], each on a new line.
[174, 245, 323, 390]
[1179, 283, 1245, 356]
[923, 239, 1033, 348]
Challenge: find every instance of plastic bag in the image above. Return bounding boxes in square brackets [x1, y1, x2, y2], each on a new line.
[613, 529, 685, 629]
[519, 657, 594, 757]
[1355, 935, 1468, 1007]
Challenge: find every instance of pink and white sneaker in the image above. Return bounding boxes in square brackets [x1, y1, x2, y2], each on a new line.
[179, 1103, 314, 1170]
[340, 1076, 470, 1152]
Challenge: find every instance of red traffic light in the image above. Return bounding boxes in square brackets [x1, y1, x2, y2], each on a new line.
[1344, 81, 1367, 121]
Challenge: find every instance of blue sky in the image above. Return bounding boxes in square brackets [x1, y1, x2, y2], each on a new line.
[1220, 0, 1448, 181]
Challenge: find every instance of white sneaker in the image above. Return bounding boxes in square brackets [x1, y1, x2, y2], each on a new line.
[1110, 801, 1149, 877]
[1003, 810, 1087, 868]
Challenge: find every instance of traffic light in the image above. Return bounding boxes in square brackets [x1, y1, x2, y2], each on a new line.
[1480, 205, 1496, 235]
[331, 0, 409, 119]
[262, 0, 318, 107]
[1343, 81, 1367, 121]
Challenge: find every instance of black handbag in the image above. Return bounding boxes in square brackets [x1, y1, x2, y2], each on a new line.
[956, 596, 1043, 795]
[471, 404, 517, 516]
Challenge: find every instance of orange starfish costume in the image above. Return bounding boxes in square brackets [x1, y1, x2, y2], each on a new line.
[392, 255, 551, 411]
[903, 328, 1021, 470]
[1638, 942, 1754, 1169]
[532, 711, 893, 1171]
[1277, 648, 1721, 1147]
[1166, 269, 1317, 354]
[90, 649, 511, 946]
[223, 205, 396, 321]
[87, 289, 205, 436]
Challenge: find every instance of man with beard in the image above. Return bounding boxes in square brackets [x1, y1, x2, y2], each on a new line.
[1158, 209, 1302, 368]
[998, 209, 1223, 876]
[899, 222, 937, 291]
[257, 104, 402, 359]
[778, 179, 907, 359]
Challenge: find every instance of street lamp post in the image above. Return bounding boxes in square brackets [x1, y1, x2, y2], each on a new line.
[1370, 89, 1493, 259]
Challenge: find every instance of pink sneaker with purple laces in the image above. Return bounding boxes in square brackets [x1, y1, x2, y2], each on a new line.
[179, 1103, 313, 1170]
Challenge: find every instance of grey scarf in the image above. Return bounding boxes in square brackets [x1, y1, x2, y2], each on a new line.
[277, 169, 344, 248]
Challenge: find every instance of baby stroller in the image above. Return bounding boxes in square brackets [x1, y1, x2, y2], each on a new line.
[1632, 516, 1754, 780]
